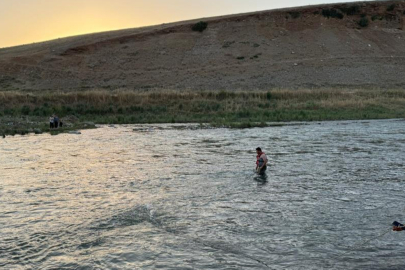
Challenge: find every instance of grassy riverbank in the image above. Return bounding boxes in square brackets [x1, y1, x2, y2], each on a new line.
[1, 89, 405, 136]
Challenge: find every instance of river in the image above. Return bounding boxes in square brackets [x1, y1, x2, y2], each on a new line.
[1, 119, 404, 269]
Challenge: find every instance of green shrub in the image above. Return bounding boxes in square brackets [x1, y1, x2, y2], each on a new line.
[237, 110, 251, 118]
[4, 108, 15, 115]
[61, 105, 73, 114]
[340, 5, 360, 15]
[387, 4, 396, 12]
[322, 8, 344, 19]
[33, 107, 43, 116]
[371, 15, 384, 21]
[129, 106, 144, 113]
[322, 9, 330, 17]
[211, 103, 221, 111]
[117, 116, 124, 123]
[21, 105, 31, 115]
[216, 91, 228, 101]
[289, 12, 301, 19]
[266, 92, 272, 100]
[237, 56, 245, 60]
[359, 17, 369, 27]
[192, 21, 208, 32]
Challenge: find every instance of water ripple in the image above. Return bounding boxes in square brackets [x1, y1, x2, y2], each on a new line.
[0, 120, 404, 269]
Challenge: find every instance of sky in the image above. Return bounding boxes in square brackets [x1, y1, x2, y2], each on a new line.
[0, 0, 372, 48]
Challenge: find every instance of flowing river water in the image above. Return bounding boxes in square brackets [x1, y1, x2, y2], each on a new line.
[1, 119, 405, 269]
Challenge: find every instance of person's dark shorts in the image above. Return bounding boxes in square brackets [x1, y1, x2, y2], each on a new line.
[259, 165, 267, 174]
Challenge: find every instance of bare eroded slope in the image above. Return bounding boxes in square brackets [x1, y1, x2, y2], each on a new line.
[1, 1, 405, 91]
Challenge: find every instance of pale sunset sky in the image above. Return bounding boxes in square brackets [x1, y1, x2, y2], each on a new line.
[0, 0, 371, 48]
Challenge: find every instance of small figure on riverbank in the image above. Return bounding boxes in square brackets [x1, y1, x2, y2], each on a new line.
[256, 147, 268, 174]
[49, 116, 55, 129]
[54, 115, 59, 128]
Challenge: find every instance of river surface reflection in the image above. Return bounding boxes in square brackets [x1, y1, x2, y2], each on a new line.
[1, 119, 405, 269]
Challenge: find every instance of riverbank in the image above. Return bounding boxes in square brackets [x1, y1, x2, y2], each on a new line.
[0, 115, 96, 137]
[1, 89, 404, 136]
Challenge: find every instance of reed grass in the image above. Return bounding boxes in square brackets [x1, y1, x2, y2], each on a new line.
[1, 88, 404, 136]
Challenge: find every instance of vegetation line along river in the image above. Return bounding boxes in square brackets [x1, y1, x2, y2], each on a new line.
[1, 89, 405, 136]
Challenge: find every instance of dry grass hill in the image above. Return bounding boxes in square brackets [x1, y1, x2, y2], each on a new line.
[1, 1, 405, 91]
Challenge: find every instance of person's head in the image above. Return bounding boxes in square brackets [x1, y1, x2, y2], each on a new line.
[256, 147, 262, 155]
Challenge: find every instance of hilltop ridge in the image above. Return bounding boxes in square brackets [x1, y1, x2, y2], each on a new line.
[1, 1, 405, 91]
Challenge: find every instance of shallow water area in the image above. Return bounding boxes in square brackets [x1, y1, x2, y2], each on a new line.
[1, 119, 405, 269]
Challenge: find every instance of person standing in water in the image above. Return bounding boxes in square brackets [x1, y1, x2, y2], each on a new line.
[256, 147, 268, 174]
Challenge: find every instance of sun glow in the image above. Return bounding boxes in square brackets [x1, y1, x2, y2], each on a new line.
[0, 0, 372, 48]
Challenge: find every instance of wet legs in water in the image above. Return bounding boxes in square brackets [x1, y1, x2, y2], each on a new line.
[257, 165, 267, 175]
[254, 167, 268, 184]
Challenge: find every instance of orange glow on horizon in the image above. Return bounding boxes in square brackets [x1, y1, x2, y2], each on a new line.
[0, 0, 372, 48]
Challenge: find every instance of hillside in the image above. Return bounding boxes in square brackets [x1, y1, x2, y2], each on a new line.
[1, 1, 405, 91]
